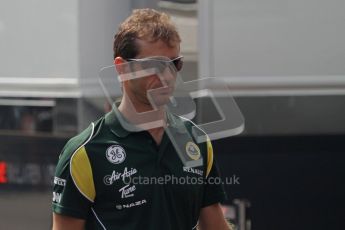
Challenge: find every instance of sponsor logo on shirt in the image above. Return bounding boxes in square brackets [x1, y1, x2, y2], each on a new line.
[116, 199, 147, 210]
[106, 145, 126, 164]
[183, 167, 204, 176]
[119, 184, 136, 198]
[103, 167, 137, 185]
[52, 192, 62, 203]
[53, 177, 66, 186]
[185, 141, 201, 160]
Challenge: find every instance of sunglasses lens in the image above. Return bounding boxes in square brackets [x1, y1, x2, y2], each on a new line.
[146, 58, 183, 72]
[127, 57, 183, 72]
[173, 58, 183, 71]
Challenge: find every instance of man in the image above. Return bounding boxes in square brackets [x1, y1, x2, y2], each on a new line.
[52, 8, 231, 230]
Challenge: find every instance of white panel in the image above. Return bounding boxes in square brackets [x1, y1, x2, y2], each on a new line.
[171, 15, 198, 61]
[0, 0, 79, 78]
[210, 0, 345, 77]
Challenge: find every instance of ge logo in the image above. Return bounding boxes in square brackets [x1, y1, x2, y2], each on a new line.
[106, 145, 126, 164]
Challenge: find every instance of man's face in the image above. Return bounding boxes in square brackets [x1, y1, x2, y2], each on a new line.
[124, 39, 181, 108]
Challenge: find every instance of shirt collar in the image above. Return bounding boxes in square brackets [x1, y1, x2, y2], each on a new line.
[166, 112, 189, 133]
[105, 105, 188, 138]
[105, 105, 131, 138]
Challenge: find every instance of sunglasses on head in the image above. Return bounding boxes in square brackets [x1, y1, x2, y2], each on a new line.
[126, 56, 184, 72]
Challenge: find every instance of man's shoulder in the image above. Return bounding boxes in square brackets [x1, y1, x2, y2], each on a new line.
[58, 116, 105, 163]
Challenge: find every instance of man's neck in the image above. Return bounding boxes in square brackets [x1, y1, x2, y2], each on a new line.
[117, 96, 167, 145]
[118, 96, 167, 124]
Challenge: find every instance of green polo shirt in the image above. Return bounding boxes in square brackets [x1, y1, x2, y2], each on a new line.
[52, 107, 227, 230]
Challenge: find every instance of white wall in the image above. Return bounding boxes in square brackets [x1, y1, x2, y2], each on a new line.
[200, 0, 345, 78]
[0, 0, 79, 78]
[0, 0, 132, 98]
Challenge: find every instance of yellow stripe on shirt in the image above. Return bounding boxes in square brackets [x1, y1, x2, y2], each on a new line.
[71, 146, 96, 202]
[206, 137, 214, 178]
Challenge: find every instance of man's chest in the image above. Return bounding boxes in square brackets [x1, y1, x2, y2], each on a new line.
[86, 139, 206, 211]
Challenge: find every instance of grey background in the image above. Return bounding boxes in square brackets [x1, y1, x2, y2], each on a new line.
[209, 0, 345, 77]
[0, 192, 52, 230]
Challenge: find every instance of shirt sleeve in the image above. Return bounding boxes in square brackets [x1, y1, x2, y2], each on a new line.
[202, 139, 228, 208]
[52, 145, 95, 219]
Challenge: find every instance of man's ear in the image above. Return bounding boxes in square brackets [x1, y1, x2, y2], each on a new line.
[114, 57, 126, 74]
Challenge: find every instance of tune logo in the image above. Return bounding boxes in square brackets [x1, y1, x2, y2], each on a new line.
[0, 161, 8, 184]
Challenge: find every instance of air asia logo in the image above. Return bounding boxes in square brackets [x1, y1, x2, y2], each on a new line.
[106, 145, 126, 164]
[119, 184, 136, 198]
[185, 142, 201, 160]
[103, 167, 137, 185]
